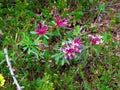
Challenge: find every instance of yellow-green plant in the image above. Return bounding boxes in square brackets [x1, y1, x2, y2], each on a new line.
[36, 73, 54, 90]
[0, 74, 5, 87]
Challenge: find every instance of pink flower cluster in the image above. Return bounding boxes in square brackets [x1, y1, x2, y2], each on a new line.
[35, 15, 68, 35]
[36, 23, 48, 35]
[55, 15, 68, 27]
[60, 37, 82, 60]
[88, 34, 103, 44]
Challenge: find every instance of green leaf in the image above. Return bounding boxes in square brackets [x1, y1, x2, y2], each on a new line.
[66, 59, 70, 65]
[74, 11, 84, 21]
[99, 3, 105, 12]
[84, 50, 89, 61]
[66, 31, 73, 38]
[0, 3, 3, 8]
[61, 58, 65, 66]
[44, 35, 49, 39]
[80, 45, 90, 51]
[30, 31, 36, 34]
[0, 59, 5, 65]
[43, 38, 48, 46]
[0, 51, 4, 57]
[34, 36, 40, 44]
[51, 21, 56, 25]
[75, 25, 80, 36]
[93, 48, 99, 57]
[103, 32, 111, 42]
[55, 57, 59, 64]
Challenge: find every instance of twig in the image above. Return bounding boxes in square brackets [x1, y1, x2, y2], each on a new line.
[4, 48, 22, 90]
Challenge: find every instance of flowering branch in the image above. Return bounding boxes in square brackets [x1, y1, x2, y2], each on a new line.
[4, 48, 22, 90]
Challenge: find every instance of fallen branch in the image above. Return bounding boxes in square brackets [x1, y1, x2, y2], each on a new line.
[4, 48, 22, 90]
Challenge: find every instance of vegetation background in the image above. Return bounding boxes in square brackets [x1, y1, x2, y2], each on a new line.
[0, 0, 120, 90]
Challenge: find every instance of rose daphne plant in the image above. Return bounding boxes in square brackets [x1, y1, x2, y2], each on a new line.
[29, 15, 104, 66]
[87, 34, 104, 57]
[52, 37, 84, 66]
[52, 34, 104, 66]
[19, 22, 49, 59]
[28, 15, 68, 62]
[55, 15, 68, 27]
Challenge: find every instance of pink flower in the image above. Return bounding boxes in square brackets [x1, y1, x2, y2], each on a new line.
[60, 37, 82, 60]
[36, 23, 48, 35]
[55, 15, 68, 27]
[74, 37, 82, 45]
[88, 34, 103, 44]
[37, 42, 47, 50]
[42, 43, 47, 50]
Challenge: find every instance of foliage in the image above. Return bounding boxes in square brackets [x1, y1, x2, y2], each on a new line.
[35, 73, 54, 90]
[0, 0, 120, 90]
